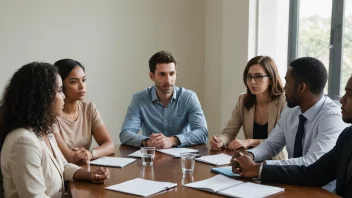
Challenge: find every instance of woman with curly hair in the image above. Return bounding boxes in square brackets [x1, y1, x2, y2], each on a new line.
[0, 62, 109, 197]
[210, 56, 288, 160]
[53, 59, 114, 165]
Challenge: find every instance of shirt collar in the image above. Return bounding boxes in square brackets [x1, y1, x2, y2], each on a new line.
[151, 86, 177, 102]
[301, 95, 325, 122]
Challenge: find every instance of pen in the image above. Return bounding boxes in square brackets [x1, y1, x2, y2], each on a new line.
[212, 133, 219, 143]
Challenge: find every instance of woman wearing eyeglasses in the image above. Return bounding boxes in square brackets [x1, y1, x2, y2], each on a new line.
[211, 56, 288, 160]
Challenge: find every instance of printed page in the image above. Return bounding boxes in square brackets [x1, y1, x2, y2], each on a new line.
[196, 153, 232, 165]
[106, 178, 177, 197]
[184, 174, 243, 193]
[220, 182, 284, 198]
[157, 148, 198, 157]
[89, 156, 136, 168]
[128, 150, 142, 157]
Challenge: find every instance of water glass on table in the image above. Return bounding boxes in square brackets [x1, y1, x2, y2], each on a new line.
[180, 152, 196, 173]
[141, 147, 155, 166]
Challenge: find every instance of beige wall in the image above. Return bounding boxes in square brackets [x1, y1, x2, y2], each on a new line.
[0, 0, 205, 145]
[0, 0, 289, 145]
[204, 0, 256, 140]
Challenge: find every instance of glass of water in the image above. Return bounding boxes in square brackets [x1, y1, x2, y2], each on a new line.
[180, 152, 196, 173]
[141, 147, 155, 166]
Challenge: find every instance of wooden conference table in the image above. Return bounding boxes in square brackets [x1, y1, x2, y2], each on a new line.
[70, 144, 339, 198]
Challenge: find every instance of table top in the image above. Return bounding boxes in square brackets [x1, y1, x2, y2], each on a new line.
[69, 144, 339, 198]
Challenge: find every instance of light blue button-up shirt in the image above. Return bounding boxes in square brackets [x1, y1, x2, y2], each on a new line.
[120, 86, 208, 147]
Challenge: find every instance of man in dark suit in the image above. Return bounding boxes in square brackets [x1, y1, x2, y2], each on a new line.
[231, 75, 352, 198]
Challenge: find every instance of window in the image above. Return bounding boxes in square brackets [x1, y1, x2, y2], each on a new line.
[288, 0, 352, 99]
[341, 0, 352, 94]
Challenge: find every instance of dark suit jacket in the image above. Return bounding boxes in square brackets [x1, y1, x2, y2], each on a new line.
[262, 125, 352, 197]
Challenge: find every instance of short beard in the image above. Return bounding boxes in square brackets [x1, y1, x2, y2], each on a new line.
[342, 116, 352, 124]
[286, 100, 298, 108]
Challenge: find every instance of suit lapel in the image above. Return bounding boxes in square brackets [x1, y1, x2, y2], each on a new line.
[246, 107, 255, 139]
[268, 98, 279, 133]
[39, 136, 63, 179]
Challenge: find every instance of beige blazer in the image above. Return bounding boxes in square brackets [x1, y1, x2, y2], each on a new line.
[1, 128, 81, 198]
[219, 93, 288, 160]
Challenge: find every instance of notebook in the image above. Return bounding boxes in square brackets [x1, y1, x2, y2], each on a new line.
[128, 150, 142, 157]
[106, 178, 177, 197]
[184, 174, 284, 198]
[89, 156, 136, 168]
[196, 153, 232, 166]
[211, 166, 239, 177]
[157, 148, 199, 157]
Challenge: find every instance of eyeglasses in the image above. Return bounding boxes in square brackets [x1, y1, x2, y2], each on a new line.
[245, 74, 269, 82]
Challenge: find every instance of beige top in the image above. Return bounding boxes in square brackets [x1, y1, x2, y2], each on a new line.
[56, 101, 104, 150]
[1, 128, 81, 198]
[219, 93, 288, 160]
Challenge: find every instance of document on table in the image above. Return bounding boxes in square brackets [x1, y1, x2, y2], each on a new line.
[106, 178, 177, 197]
[196, 153, 232, 166]
[184, 174, 284, 198]
[128, 150, 142, 157]
[157, 148, 199, 157]
[89, 156, 136, 168]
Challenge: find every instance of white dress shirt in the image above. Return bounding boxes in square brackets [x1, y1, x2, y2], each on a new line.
[248, 95, 349, 166]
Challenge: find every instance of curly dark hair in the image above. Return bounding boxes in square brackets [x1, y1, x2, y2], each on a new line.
[0, 62, 59, 146]
[149, 51, 177, 73]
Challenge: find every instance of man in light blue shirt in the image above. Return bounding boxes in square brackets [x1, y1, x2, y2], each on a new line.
[235, 57, 348, 191]
[120, 51, 208, 148]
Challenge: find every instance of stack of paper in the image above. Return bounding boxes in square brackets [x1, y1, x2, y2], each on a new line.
[157, 148, 199, 157]
[89, 156, 136, 168]
[106, 178, 177, 197]
[128, 150, 142, 157]
[196, 153, 232, 166]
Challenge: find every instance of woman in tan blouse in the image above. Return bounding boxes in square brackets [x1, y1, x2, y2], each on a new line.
[54, 59, 115, 165]
[211, 56, 287, 160]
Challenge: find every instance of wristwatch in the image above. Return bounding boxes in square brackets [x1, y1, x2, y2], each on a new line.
[90, 148, 97, 158]
[173, 136, 181, 147]
[141, 138, 149, 147]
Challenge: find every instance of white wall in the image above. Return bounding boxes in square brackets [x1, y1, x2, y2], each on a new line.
[0, 0, 205, 145]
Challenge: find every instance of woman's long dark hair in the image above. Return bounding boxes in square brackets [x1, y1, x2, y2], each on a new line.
[54, 59, 85, 81]
[0, 62, 58, 147]
[243, 56, 284, 110]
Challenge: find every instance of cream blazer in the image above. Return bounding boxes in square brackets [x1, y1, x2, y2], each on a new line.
[1, 128, 81, 198]
[219, 93, 288, 160]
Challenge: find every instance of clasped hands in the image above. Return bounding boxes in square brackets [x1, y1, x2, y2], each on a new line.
[145, 133, 177, 149]
[72, 147, 92, 165]
[89, 167, 110, 184]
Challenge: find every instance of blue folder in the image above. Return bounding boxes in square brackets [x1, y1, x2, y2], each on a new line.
[211, 166, 239, 177]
